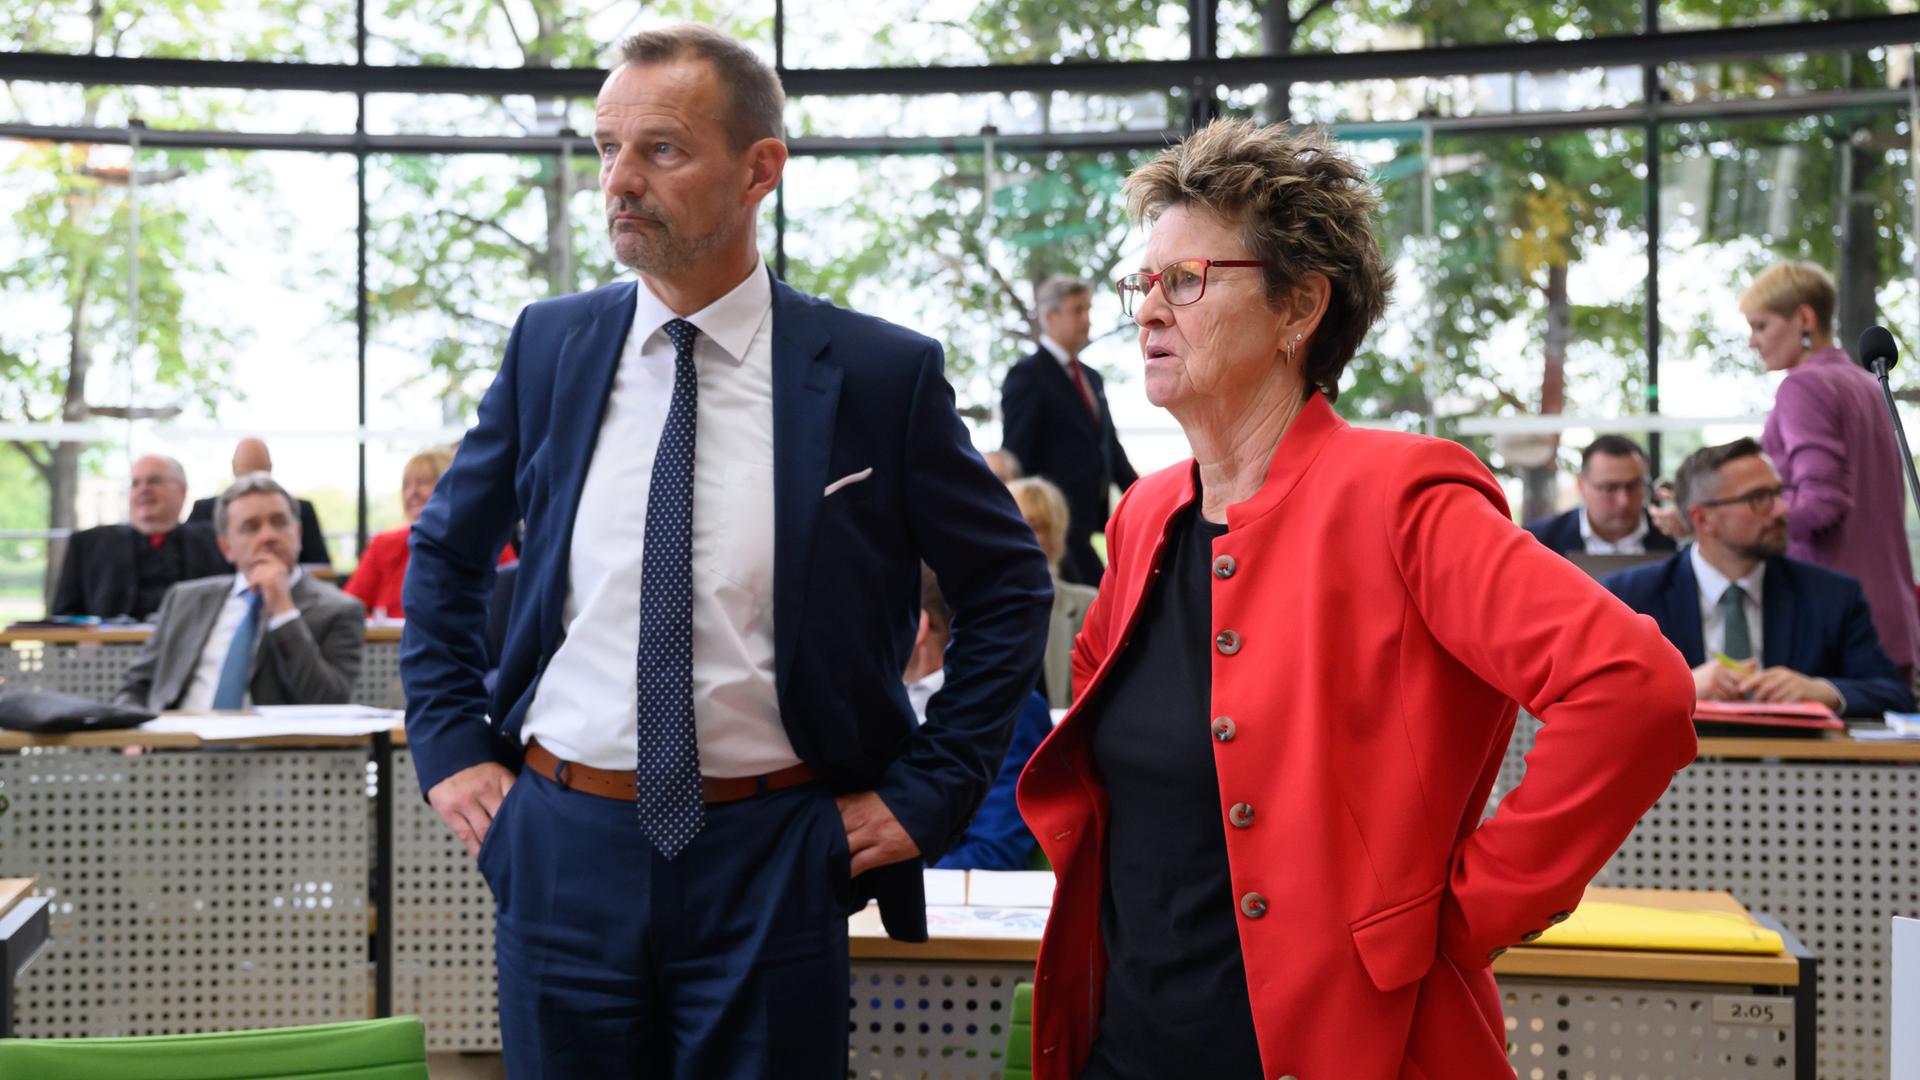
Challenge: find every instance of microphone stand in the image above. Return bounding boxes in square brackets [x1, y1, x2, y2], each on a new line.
[1867, 356, 1920, 518]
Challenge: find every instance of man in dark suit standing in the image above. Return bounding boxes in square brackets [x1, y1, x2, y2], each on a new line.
[186, 437, 333, 568]
[400, 25, 1051, 1078]
[1524, 434, 1678, 557]
[1001, 274, 1139, 585]
[1603, 438, 1911, 717]
[50, 454, 229, 621]
[117, 474, 364, 711]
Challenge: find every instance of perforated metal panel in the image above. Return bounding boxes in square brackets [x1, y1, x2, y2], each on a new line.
[1595, 758, 1920, 1080]
[389, 748, 501, 1051]
[0, 641, 136, 702]
[0, 638, 404, 708]
[0, 747, 370, 1036]
[1501, 978, 1796, 1080]
[847, 961, 1026, 1080]
[353, 642, 404, 709]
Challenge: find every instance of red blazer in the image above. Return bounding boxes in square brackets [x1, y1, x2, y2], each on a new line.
[1016, 396, 1696, 1080]
[346, 527, 512, 619]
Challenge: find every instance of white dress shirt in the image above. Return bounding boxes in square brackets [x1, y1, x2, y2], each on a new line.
[1037, 335, 1076, 367]
[1690, 545, 1764, 662]
[520, 261, 797, 777]
[1579, 508, 1650, 555]
[179, 569, 305, 711]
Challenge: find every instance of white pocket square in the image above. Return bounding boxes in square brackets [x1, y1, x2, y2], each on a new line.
[823, 468, 874, 497]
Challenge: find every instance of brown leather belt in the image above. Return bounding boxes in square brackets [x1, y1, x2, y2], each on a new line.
[525, 740, 819, 804]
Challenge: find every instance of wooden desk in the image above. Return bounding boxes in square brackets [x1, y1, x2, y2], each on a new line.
[845, 884, 1814, 1080]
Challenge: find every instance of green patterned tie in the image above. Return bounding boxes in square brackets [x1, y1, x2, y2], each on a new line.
[1720, 584, 1752, 662]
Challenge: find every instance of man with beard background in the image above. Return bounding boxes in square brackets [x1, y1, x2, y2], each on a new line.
[1603, 437, 1911, 717]
[399, 24, 1050, 1078]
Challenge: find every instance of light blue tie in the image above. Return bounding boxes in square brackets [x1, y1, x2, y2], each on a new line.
[211, 591, 262, 709]
[635, 319, 703, 859]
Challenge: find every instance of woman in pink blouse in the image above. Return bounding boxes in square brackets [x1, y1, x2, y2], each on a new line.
[1743, 260, 1919, 678]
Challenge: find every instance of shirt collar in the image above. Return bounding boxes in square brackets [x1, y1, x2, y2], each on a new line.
[1037, 335, 1075, 367]
[629, 258, 772, 366]
[1690, 544, 1764, 610]
[229, 566, 303, 598]
[1579, 507, 1649, 548]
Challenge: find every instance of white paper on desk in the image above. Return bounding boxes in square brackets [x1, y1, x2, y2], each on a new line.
[966, 870, 1055, 908]
[924, 905, 1049, 939]
[254, 704, 395, 719]
[142, 712, 401, 739]
[922, 869, 967, 907]
[1894, 917, 1919, 1078]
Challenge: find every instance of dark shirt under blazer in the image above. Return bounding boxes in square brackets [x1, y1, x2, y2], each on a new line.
[1602, 551, 1913, 717]
[50, 523, 231, 621]
[1001, 346, 1139, 585]
[115, 574, 367, 711]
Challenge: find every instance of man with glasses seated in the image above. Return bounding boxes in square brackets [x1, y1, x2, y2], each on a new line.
[1524, 435, 1677, 557]
[1602, 438, 1911, 717]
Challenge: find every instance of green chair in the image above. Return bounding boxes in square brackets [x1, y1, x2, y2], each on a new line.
[0, 1016, 428, 1080]
[1003, 981, 1034, 1080]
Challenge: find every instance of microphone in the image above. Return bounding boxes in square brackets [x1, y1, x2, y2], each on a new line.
[1856, 324, 1920, 514]
[1859, 324, 1899, 377]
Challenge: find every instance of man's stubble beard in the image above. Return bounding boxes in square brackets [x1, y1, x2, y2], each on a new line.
[610, 208, 737, 277]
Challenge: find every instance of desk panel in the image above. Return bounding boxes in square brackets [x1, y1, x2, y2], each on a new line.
[1497, 712, 1920, 1080]
[0, 635, 404, 709]
[0, 746, 370, 1036]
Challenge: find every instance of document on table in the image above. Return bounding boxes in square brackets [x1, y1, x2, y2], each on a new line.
[144, 707, 403, 739]
[923, 906, 1050, 939]
[966, 870, 1055, 908]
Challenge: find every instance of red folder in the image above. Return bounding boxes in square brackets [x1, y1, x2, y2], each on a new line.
[1692, 699, 1844, 734]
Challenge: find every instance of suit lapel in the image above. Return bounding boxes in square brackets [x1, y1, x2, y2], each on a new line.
[1667, 555, 1708, 666]
[1037, 351, 1100, 437]
[769, 277, 841, 698]
[1761, 559, 1796, 670]
[165, 582, 230, 708]
[541, 282, 638, 649]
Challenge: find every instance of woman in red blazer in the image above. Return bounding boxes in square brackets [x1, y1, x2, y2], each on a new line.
[1015, 120, 1697, 1080]
[347, 446, 511, 618]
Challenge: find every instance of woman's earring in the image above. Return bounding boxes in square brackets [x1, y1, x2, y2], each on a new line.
[1286, 333, 1301, 366]
[1801, 331, 1813, 351]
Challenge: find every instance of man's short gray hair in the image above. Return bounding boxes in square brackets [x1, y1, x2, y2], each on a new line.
[1036, 274, 1092, 313]
[214, 472, 298, 536]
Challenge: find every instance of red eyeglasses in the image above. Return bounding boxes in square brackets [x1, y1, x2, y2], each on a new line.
[1116, 258, 1275, 317]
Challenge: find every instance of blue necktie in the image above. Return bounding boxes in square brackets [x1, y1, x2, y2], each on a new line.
[211, 591, 262, 709]
[636, 319, 703, 859]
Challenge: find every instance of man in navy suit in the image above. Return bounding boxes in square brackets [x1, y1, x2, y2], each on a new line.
[1001, 275, 1139, 585]
[1524, 434, 1678, 557]
[1603, 437, 1911, 717]
[400, 25, 1051, 1078]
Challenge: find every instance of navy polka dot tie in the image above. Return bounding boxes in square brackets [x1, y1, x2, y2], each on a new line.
[636, 318, 703, 859]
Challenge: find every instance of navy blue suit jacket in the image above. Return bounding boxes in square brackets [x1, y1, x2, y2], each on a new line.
[1523, 507, 1678, 557]
[401, 274, 1053, 941]
[1000, 346, 1137, 584]
[1602, 551, 1913, 717]
[935, 690, 1051, 872]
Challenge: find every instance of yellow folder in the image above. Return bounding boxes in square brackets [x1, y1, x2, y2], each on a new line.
[1530, 901, 1784, 954]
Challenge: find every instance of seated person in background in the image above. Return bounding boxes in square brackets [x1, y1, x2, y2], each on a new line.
[51, 454, 229, 621]
[345, 446, 514, 619]
[187, 436, 333, 567]
[117, 474, 366, 711]
[1525, 434, 1678, 556]
[1009, 476, 1097, 709]
[1603, 438, 1912, 717]
[906, 566, 1052, 872]
[984, 447, 1023, 483]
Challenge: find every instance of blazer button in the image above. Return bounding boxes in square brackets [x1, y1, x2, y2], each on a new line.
[1488, 946, 1508, 960]
[1212, 554, 1237, 579]
[1520, 929, 1544, 943]
[1228, 802, 1255, 828]
[1549, 911, 1571, 925]
[1215, 630, 1242, 655]
[1211, 716, 1236, 742]
[1239, 892, 1268, 918]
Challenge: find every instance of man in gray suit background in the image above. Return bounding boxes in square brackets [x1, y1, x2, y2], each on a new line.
[116, 473, 365, 712]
